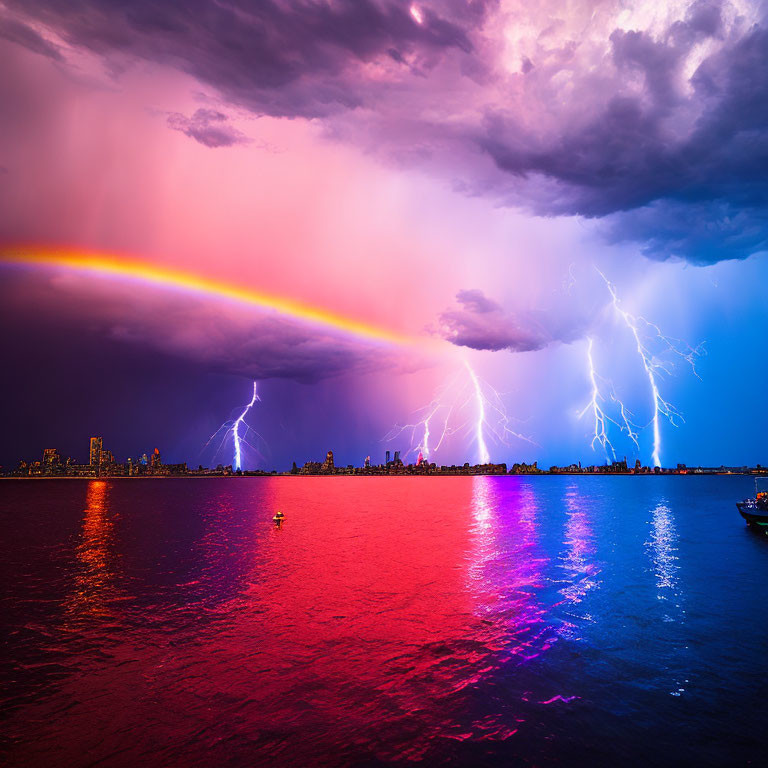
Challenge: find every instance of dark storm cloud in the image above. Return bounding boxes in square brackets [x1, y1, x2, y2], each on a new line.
[5, 0, 768, 262]
[2, 0, 483, 117]
[438, 289, 587, 353]
[0, 15, 63, 61]
[474, 7, 768, 261]
[166, 108, 250, 148]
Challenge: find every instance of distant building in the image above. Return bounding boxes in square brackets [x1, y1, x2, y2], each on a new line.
[364, 455, 371, 468]
[393, 450, 401, 465]
[321, 450, 335, 472]
[150, 448, 161, 468]
[510, 461, 540, 474]
[385, 450, 391, 465]
[89, 437, 103, 466]
[42, 448, 60, 466]
[416, 451, 424, 466]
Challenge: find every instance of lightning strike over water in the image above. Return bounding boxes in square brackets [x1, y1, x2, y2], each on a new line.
[233, 382, 259, 471]
[579, 338, 640, 463]
[203, 381, 263, 470]
[580, 338, 616, 463]
[383, 371, 465, 462]
[464, 359, 490, 465]
[386, 362, 535, 465]
[596, 269, 702, 467]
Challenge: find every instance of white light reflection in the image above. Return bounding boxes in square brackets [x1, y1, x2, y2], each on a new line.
[645, 503, 682, 610]
[645, 502, 687, 696]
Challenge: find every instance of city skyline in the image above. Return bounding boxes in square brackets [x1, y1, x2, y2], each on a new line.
[5, 433, 766, 478]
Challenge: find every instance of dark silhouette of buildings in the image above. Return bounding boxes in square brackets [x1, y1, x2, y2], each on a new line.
[3, 437, 766, 479]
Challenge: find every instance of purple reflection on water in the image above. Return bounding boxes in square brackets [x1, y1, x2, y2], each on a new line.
[555, 483, 601, 641]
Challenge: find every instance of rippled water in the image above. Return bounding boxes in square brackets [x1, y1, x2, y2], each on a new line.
[1, 476, 765, 766]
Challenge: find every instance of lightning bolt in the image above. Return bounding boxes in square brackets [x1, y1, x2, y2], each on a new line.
[596, 269, 702, 467]
[203, 381, 263, 470]
[386, 361, 536, 465]
[464, 359, 490, 464]
[233, 382, 259, 470]
[578, 338, 639, 463]
[383, 382, 459, 463]
[579, 338, 615, 462]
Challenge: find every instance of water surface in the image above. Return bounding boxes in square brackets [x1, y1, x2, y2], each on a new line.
[1, 476, 765, 766]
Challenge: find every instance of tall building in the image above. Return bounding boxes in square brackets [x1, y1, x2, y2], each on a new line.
[150, 448, 162, 468]
[89, 437, 103, 466]
[321, 450, 335, 472]
[394, 450, 401, 465]
[364, 455, 371, 468]
[385, 450, 391, 464]
[42, 448, 60, 465]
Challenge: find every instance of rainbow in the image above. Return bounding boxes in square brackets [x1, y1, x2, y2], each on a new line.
[0, 247, 414, 346]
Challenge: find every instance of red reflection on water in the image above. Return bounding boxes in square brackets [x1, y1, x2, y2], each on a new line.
[188, 478, 481, 760]
[4, 478, 567, 766]
[66, 480, 122, 619]
[149, 477, 554, 759]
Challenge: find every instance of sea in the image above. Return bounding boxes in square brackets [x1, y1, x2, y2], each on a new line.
[1, 476, 765, 767]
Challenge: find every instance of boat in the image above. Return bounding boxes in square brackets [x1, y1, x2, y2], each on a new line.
[273, 510, 285, 524]
[737, 479, 768, 531]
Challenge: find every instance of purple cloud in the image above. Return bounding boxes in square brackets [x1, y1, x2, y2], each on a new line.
[453, 289, 500, 314]
[166, 108, 249, 148]
[438, 289, 587, 353]
[0, 16, 63, 61]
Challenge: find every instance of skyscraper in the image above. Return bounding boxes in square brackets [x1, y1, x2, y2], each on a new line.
[89, 437, 103, 466]
[386, 450, 391, 465]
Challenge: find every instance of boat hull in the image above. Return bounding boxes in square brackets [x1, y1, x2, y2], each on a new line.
[737, 503, 768, 529]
